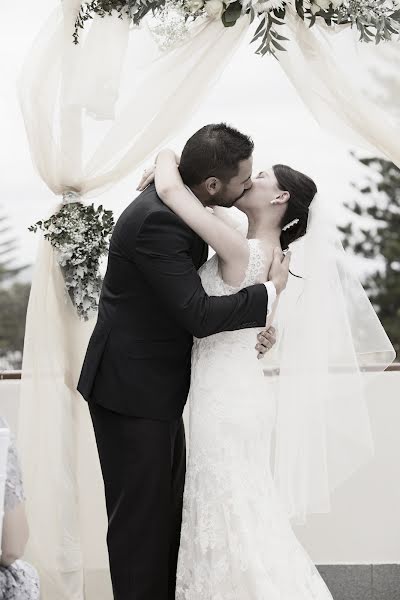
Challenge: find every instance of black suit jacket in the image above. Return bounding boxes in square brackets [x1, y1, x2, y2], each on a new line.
[77, 184, 268, 420]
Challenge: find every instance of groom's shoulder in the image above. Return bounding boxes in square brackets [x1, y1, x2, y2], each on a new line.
[122, 184, 166, 219]
[117, 184, 191, 234]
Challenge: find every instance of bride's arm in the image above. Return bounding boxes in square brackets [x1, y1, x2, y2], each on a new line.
[211, 206, 248, 237]
[154, 149, 249, 266]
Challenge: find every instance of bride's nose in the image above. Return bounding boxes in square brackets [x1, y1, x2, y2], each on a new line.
[244, 179, 253, 190]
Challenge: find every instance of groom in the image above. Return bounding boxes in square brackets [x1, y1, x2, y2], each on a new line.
[77, 123, 290, 600]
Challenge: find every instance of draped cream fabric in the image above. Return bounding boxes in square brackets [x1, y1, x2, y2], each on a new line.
[279, 10, 400, 167]
[16, 2, 399, 598]
[17, 4, 250, 598]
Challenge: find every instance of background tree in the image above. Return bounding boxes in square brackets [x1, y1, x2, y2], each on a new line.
[0, 212, 28, 284]
[0, 208, 30, 370]
[0, 283, 31, 356]
[341, 156, 400, 357]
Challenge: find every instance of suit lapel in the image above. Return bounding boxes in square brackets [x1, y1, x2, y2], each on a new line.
[199, 239, 208, 268]
[192, 233, 208, 270]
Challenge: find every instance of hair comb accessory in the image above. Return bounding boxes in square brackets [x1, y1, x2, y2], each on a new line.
[282, 218, 299, 231]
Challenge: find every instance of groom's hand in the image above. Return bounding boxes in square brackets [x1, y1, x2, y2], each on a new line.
[269, 247, 291, 295]
[255, 326, 276, 359]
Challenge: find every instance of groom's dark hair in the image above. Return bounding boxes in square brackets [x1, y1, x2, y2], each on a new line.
[179, 123, 254, 186]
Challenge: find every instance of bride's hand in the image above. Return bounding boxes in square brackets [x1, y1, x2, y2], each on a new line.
[269, 248, 291, 295]
[137, 151, 181, 192]
[137, 164, 156, 191]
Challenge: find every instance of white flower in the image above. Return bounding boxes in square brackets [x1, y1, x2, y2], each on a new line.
[204, 0, 224, 19]
[186, 0, 204, 13]
[82, 297, 91, 311]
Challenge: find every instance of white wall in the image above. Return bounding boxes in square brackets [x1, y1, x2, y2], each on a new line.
[293, 371, 400, 564]
[1, 373, 399, 565]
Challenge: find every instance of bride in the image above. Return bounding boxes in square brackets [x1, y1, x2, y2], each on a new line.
[143, 148, 334, 599]
[140, 147, 394, 599]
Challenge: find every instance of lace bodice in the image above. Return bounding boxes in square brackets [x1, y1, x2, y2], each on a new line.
[194, 238, 267, 357]
[198, 238, 266, 297]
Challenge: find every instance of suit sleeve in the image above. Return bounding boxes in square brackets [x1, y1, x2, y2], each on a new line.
[133, 210, 268, 338]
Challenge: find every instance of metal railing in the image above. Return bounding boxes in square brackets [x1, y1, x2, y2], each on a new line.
[1, 364, 400, 381]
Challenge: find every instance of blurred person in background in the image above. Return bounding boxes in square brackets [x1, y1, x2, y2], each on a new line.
[0, 421, 40, 600]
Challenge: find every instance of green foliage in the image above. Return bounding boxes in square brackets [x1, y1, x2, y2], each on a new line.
[29, 202, 114, 320]
[73, 0, 167, 44]
[340, 156, 400, 356]
[0, 283, 31, 368]
[72, 0, 400, 57]
[0, 213, 28, 285]
[0, 210, 30, 370]
[222, 1, 242, 27]
[250, 9, 289, 58]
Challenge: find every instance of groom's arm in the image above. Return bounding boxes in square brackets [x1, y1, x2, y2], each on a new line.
[133, 210, 268, 339]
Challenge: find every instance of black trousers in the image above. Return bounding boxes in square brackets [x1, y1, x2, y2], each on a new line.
[88, 402, 186, 600]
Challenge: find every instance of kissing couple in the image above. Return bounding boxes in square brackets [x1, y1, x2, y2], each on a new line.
[78, 123, 366, 600]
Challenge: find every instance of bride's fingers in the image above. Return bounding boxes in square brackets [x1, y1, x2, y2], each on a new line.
[136, 177, 146, 191]
[282, 250, 292, 266]
[137, 173, 154, 191]
[137, 173, 150, 189]
[272, 247, 284, 262]
[137, 166, 156, 190]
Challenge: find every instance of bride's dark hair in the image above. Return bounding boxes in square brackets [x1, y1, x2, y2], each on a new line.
[272, 164, 317, 251]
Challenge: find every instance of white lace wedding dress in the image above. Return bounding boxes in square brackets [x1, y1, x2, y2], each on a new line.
[176, 239, 333, 600]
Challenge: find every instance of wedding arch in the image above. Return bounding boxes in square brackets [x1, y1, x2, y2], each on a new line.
[16, 1, 400, 598]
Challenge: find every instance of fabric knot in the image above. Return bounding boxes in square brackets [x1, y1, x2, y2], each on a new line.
[62, 190, 82, 205]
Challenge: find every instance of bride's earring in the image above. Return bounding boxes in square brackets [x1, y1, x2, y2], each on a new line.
[270, 199, 278, 205]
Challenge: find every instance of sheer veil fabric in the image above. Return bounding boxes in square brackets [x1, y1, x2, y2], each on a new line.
[270, 195, 395, 524]
[16, 1, 399, 598]
[271, 11, 398, 522]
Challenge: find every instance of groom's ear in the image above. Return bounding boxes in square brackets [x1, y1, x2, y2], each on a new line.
[205, 177, 222, 197]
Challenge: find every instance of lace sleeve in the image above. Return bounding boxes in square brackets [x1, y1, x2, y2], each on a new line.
[4, 435, 25, 511]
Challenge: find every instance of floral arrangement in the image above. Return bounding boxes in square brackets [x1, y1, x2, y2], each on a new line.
[73, 0, 400, 56]
[29, 200, 114, 320]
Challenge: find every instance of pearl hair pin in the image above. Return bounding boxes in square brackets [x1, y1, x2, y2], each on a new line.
[282, 218, 299, 231]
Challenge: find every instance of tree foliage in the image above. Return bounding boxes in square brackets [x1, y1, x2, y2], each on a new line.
[0, 283, 31, 361]
[0, 209, 30, 370]
[341, 156, 400, 357]
[0, 213, 28, 284]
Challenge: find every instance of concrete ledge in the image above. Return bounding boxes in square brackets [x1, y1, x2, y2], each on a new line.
[316, 564, 400, 600]
[82, 565, 400, 599]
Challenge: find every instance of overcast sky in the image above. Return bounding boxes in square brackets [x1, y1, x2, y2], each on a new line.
[0, 1, 377, 276]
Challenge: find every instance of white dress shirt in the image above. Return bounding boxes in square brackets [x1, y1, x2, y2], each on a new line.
[264, 281, 277, 316]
